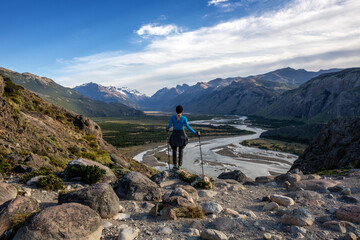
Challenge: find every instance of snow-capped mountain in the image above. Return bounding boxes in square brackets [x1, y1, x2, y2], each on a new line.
[73, 82, 148, 109]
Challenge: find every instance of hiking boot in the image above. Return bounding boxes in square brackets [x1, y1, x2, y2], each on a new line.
[173, 165, 179, 170]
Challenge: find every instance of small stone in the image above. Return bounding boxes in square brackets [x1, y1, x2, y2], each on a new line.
[161, 208, 177, 221]
[198, 190, 218, 198]
[113, 213, 130, 220]
[187, 228, 200, 236]
[345, 232, 357, 240]
[158, 227, 172, 235]
[306, 174, 321, 180]
[263, 202, 279, 211]
[118, 227, 139, 240]
[255, 176, 275, 183]
[263, 233, 272, 240]
[237, 214, 248, 219]
[291, 226, 307, 235]
[222, 208, 240, 217]
[323, 221, 346, 233]
[342, 188, 351, 196]
[270, 194, 295, 207]
[200, 229, 228, 240]
[202, 202, 223, 215]
[26, 175, 46, 186]
[243, 210, 257, 218]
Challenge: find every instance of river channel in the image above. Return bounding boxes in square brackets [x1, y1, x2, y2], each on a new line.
[133, 116, 297, 179]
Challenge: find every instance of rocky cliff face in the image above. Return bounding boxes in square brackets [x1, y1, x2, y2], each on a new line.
[0, 75, 151, 175]
[290, 116, 360, 173]
[258, 68, 360, 121]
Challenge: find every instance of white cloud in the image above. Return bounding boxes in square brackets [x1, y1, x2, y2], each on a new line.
[136, 23, 180, 38]
[208, 0, 229, 6]
[56, 0, 360, 95]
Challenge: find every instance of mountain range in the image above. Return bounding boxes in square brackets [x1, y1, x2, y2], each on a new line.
[0, 67, 143, 117]
[73, 67, 342, 116]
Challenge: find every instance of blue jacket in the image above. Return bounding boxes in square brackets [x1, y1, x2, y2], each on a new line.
[166, 115, 196, 134]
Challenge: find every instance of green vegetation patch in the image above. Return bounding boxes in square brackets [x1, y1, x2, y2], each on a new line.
[317, 169, 349, 176]
[241, 138, 308, 155]
[193, 179, 212, 189]
[37, 174, 65, 191]
[66, 165, 106, 184]
[95, 115, 253, 148]
[173, 206, 205, 219]
[178, 171, 196, 183]
[21, 166, 54, 183]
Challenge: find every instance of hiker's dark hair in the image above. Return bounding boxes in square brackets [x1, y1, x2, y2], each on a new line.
[176, 105, 183, 121]
[176, 105, 183, 114]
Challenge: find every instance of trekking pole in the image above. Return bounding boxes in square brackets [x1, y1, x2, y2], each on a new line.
[198, 135, 205, 177]
[166, 136, 171, 171]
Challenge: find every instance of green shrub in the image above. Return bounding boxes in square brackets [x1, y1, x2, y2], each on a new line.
[37, 174, 64, 191]
[193, 179, 212, 189]
[10, 212, 35, 229]
[173, 206, 205, 219]
[21, 166, 54, 183]
[0, 157, 12, 174]
[66, 165, 106, 184]
[178, 171, 196, 183]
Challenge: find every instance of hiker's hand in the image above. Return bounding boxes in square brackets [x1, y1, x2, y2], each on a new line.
[196, 131, 200, 136]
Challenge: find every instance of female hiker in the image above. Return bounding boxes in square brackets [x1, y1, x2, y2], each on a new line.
[166, 105, 200, 169]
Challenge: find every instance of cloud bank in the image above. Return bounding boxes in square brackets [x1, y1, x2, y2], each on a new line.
[56, 0, 360, 96]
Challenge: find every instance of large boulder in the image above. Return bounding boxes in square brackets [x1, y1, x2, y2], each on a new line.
[115, 172, 161, 201]
[0, 196, 39, 237]
[0, 183, 17, 205]
[64, 158, 116, 184]
[217, 170, 250, 183]
[291, 117, 360, 173]
[280, 208, 314, 227]
[58, 183, 120, 218]
[13, 203, 102, 240]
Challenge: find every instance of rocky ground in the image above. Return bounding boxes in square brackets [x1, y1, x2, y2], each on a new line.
[1, 165, 360, 240]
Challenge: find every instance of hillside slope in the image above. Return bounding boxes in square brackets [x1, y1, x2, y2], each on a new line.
[257, 68, 360, 122]
[0, 75, 153, 176]
[0, 67, 143, 117]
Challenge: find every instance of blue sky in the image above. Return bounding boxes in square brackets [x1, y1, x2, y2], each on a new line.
[1, 0, 360, 95]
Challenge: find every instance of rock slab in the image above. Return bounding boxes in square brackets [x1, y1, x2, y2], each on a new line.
[280, 208, 314, 227]
[58, 183, 120, 218]
[0, 183, 17, 205]
[115, 171, 161, 201]
[336, 205, 360, 223]
[0, 196, 39, 236]
[13, 203, 102, 240]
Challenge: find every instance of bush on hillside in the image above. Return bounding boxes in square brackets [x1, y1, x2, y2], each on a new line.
[66, 165, 106, 184]
[36, 175, 65, 191]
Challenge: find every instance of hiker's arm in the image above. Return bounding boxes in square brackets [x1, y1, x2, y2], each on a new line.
[184, 117, 196, 134]
[166, 117, 173, 131]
